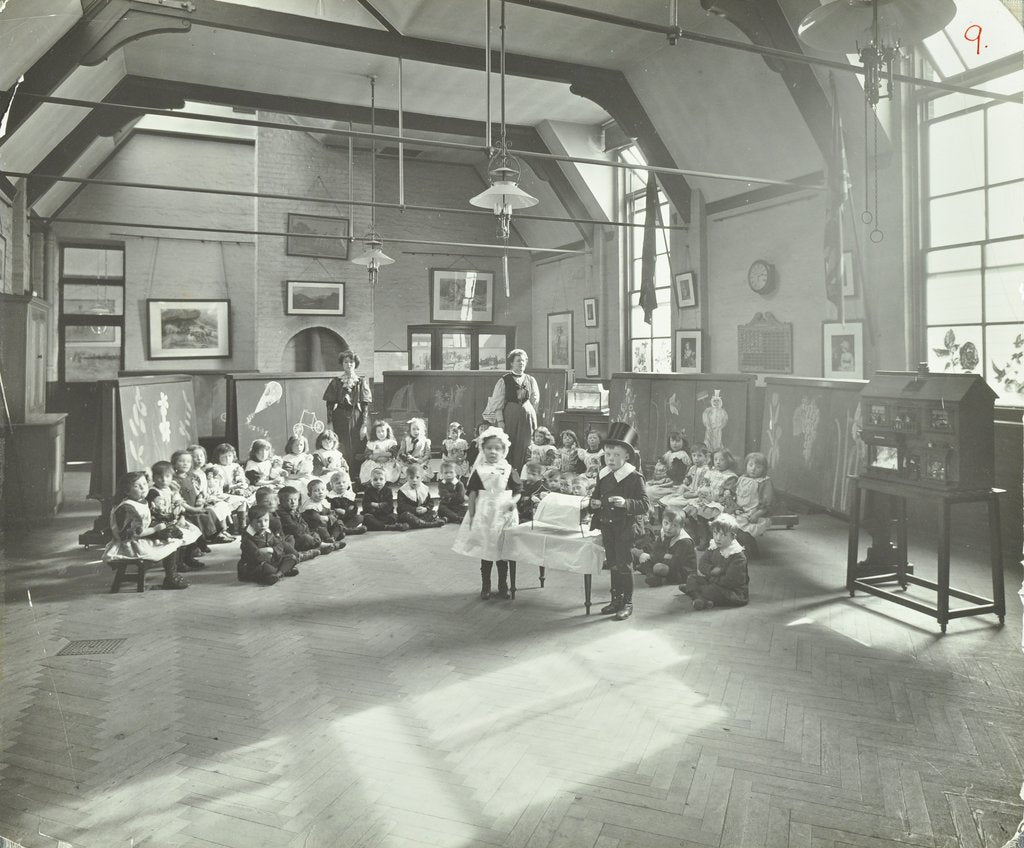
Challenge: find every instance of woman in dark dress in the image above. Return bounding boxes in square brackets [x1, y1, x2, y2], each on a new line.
[482, 349, 540, 471]
[323, 349, 372, 476]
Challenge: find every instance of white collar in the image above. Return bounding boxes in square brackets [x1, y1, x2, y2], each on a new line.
[399, 481, 429, 500]
[598, 461, 636, 482]
[709, 539, 744, 556]
[478, 460, 510, 473]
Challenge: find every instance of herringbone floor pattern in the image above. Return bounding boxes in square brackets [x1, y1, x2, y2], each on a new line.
[1, 472, 1022, 848]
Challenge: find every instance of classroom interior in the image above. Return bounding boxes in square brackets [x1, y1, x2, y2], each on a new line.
[0, 1, 1023, 847]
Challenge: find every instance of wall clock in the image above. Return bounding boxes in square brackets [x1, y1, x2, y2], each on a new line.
[747, 259, 776, 295]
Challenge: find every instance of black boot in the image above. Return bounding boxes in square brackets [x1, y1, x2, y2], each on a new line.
[496, 562, 511, 600]
[161, 551, 189, 590]
[480, 562, 492, 600]
[615, 570, 634, 620]
[600, 571, 622, 615]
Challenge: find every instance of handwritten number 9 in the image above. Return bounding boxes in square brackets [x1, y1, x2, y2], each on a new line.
[964, 24, 983, 55]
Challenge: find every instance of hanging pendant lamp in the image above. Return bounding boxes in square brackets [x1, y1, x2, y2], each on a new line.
[351, 76, 394, 286]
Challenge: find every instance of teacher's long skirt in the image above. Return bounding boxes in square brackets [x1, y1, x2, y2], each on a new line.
[504, 400, 536, 472]
[330, 403, 366, 476]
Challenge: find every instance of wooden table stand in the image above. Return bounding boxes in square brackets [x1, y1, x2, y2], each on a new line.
[846, 477, 1006, 633]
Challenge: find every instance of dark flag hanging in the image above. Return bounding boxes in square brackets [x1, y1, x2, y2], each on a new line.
[639, 175, 660, 325]
[824, 73, 849, 322]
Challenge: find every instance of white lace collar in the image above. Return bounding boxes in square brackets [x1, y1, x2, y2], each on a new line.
[598, 462, 636, 482]
[399, 481, 430, 501]
[709, 538, 744, 557]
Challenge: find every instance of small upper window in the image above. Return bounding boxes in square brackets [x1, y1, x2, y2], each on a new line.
[920, 0, 1023, 78]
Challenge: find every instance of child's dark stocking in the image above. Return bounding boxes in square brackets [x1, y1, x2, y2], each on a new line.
[161, 550, 188, 590]
[495, 561, 510, 600]
[479, 561, 492, 600]
[232, 510, 246, 535]
[614, 567, 634, 620]
[600, 571, 623, 615]
[183, 542, 206, 570]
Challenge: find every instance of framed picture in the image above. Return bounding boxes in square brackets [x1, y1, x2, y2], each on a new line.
[842, 250, 856, 298]
[822, 320, 864, 379]
[583, 297, 598, 328]
[674, 271, 697, 308]
[674, 329, 702, 373]
[147, 299, 231, 359]
[430, 269, 494, 323]
[584, 341, 600, 377]
[547, 311, 573, 369]
[65, 325, 121, 345]
[285, 214, 349, 260]
[286, 281, 345, 315]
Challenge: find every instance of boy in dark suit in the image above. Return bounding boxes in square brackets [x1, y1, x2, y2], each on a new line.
[589, 422, 649, 620]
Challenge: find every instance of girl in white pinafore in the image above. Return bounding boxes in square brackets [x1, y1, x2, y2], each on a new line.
[453, 427, 523, 600]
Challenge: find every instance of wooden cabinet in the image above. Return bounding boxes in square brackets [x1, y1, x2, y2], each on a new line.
[0, 293, 50, 422]
[3, 413, 67, 523]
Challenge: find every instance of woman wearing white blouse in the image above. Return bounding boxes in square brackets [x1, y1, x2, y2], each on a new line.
[483, 349, 540, 471]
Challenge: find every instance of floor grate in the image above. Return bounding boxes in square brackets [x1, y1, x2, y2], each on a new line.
[56, 638, 126, 657]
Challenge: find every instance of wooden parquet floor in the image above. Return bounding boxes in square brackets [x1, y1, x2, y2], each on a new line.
[1, 472, 1023, 848]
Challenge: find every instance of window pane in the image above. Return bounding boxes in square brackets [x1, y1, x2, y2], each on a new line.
[631, 338, 652, 372]
[985, 323, 1024, 402]
[63, 283, 124, 316]
[652, 338, 672, 374]
[410, 333, 432, 370]
[927, 325, 983, 374]
[926, 271, 982, 324]
[478, 333, 507, 370]
[928, 112, 984, 195]
[62, 247, 124, 278]
[650, 288, 672, 336]
[929, 190, 985, 246]
[984, 263, 1024, 324]
[654, 254, 672, 285]
[988, 103, 1024, 183]
[986, 238, 1024, 267]
[65, 342, 121, 381]
[440, 333, 471, 370]
[926, 245, 981, 273]
[987, 181, 1024, 240]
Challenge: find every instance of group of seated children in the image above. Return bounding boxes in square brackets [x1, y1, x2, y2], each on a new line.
[520, 426, 605, 500]
[644, 438, 774, 555]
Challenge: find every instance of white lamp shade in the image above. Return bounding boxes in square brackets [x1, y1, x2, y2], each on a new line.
[798, 0, 955, 52]
[469, 180, 539, 212]
[352, 245, 395, 268]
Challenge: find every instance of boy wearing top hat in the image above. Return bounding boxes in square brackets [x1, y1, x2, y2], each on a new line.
[589, 422, 649, 620]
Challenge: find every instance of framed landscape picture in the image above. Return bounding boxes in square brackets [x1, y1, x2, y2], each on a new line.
[583, 297, 598, 328]
[147, 299, 231, 359]
[674, 271, 697, 308]
[286, 214, 349, 260]
[547, 311, 573, 369]
[286, 281, 345, 315]
[675, 329, 702, 374]
[822, 320, 864, 379]
[585, 341, 600, 377]
[430, 269, 494, 323]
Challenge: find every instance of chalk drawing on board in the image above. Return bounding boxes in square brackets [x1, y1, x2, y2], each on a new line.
[293, 409, 326, 438]
[178, 388, 195, 440]
[668, 393, 679, 416]
[830, 400, 863, 513]
[792, 396, 820, 466]
[388, 383, 423, 419]
[702, 389, 728, 451]
[766, 392, 782, 470]
[616, 382, 638, 426]
[248, 381, 283, 425]
[431, 384, 467, 428]
[157, 392, 171, 443]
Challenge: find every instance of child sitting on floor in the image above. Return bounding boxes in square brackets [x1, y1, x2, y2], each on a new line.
[148, 460, 204, 572]
[681, 513, 749, 610]
[281, 434, 316, 488]
[437, 461, 468, 524]
[204, 465, 247, 537]
[237, 506, 299, 585]
[730, 451, 775, 552]
[554, 429, 585, 476]
[396, 464, 445, 528]
[644, 459, 675, 514]
[312, 430, 348, 484]
[437, 422, 470, 480]
[523, 426, 557, 476]
[398, 417, 434, 482]
[277, 485, 334, 555]
[302, 478, 348, 546]
[632, 508, 697, 588]
[172, 449, 219, 548]
[245, 438, 286, 489]
[360, 420, 400, 484]
[213, 442, 256, 509]
[579, 430, 605, 478]
[327, 469, 367, 534]
[361, 466, 408, 532]
[517, 462, 549, 523]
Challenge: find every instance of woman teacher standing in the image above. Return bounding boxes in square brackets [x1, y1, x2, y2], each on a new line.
[483, 349, 539, 471]
[323, 349, 373, 474]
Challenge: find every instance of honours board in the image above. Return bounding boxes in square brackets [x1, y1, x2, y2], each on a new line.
[760, 376, 866, 516]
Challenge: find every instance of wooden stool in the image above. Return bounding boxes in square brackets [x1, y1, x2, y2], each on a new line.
[108, 558, 149, 593]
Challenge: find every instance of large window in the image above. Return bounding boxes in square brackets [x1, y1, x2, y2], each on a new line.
[621, 145, 673, 373]
[919, 4, 1024, 402]
[59, 244, 125, 382]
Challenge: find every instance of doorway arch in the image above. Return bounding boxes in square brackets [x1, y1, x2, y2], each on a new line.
[280, 327, 348, 371]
